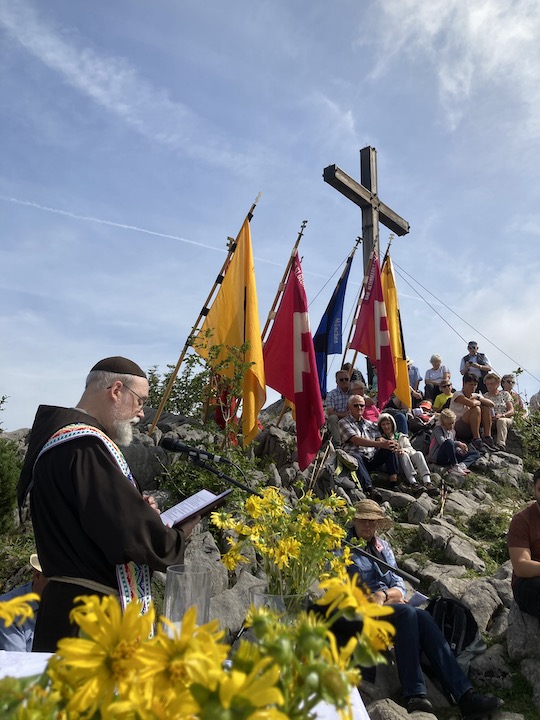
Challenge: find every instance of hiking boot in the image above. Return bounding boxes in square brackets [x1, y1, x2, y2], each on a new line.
[458, 689, 503, 719]
[482, 437, 500, 452]
[406, 695, 434, 714]
[423, 482, 440, 497]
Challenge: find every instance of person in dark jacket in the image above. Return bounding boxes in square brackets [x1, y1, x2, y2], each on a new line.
[18, 356, 199, 652]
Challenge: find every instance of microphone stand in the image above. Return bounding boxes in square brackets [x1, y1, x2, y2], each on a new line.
[190, 457, 263, 497]
[344, 540, 420, 586]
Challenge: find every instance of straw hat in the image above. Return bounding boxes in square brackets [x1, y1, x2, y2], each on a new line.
[29, 554, 42, 573]
[353, 500, 393, 530]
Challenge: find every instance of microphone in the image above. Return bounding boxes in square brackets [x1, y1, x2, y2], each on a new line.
[161, 437, 233, 466]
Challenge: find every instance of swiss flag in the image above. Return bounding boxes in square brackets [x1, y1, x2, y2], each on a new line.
[350, 255, 396, 409]
[264, 253, 325, 469]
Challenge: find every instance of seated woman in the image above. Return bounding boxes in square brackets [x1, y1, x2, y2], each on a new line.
[449, 374, 495, 451]
[501, 374, 526, 415]
[483, 373, 514, 450]
[428, 409, 481, 476]
[424, 354, 451, 403]
[342, 500, 502, 716]
[377, 414, 439, 496]
[433, 380, 454, 412]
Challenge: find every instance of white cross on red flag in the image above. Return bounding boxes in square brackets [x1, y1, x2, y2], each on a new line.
[263, 252, 325, 469]
[350, 255, 396, 409]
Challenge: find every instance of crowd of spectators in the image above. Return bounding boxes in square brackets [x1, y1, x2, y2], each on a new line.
[323, 339, 531, 486]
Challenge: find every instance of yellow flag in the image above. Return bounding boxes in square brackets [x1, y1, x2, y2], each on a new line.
[195, 218, 266, 445]
[381, 255, 412, 409]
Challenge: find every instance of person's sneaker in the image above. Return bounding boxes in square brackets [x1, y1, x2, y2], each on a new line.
[482, 436, 500, 452]
[496, 443, 506, 451]
[457, 463, 471, 474]
[406, 695, 434, 714]
[470, 438, 484, 452]
[458, 689, 503, 719]
[448, 464, 467, 476]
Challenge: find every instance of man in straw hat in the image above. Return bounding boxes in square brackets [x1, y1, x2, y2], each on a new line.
[0, 554, 47, 651]
[18, 356, 200, 652]
[345, 500, 502, 717]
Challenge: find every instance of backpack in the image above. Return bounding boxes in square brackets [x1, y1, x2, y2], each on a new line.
[425, 597, 486, 674]
[410, 428, 432, 457]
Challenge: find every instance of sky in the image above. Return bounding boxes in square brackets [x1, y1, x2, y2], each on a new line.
[2, 0, 540, 431]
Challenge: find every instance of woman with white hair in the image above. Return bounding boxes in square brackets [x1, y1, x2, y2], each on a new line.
[424, 354, 450, 403]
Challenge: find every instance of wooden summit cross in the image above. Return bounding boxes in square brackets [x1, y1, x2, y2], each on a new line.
[323, 146, 410, 271]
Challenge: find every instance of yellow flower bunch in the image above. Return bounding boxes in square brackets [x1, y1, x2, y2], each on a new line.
[211, 487, 354, 597]
[0, 571, 394, 719]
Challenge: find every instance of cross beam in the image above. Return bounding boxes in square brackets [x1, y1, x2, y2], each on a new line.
[323, 147, 409, 271]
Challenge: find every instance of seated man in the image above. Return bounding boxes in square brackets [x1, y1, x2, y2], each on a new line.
[338, 395, 400, 494]
[345, 500, 503, 716]
[324, 370, 352, 445]
[0, 554, 47, 651]
[508, 469, 540, 620]
[449, 374, 495, 451]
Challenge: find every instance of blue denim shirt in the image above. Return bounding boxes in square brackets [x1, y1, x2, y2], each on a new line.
[347, 531, 406, 599]
[0, 581, 37, 652]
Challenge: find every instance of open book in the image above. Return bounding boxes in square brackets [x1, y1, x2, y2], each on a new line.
[160, 488, 233, 527]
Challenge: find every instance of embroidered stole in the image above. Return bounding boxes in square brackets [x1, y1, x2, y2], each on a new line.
[34, 423, 152, 614]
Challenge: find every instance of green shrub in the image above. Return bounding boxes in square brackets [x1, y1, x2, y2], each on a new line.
[513, 408, 540, 472]
[0, 437, 22, 533]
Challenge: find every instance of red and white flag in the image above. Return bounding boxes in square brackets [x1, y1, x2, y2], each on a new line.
[350, 255, 396, 409]
[264, 252, 325, 469]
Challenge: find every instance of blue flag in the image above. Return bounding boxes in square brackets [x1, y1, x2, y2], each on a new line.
[313, 253, 354, 398]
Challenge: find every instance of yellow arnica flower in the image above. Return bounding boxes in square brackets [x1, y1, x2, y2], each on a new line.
[0, 593, 38, 628]
[139, 607, 227, 698]
[317, 575, 395, 652]
[218, 658, 284, 712]
[51, 595, 154, 717]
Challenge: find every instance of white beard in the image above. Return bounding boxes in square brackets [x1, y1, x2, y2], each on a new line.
[110, 416, 139, 446]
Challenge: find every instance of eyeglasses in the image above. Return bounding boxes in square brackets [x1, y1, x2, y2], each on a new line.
[502, 379, 515, 384]
[123, 384, 146, 409]
[353, 403, 365, 408]
[441, 383, 451, 388]
[338, 378, 349, 382]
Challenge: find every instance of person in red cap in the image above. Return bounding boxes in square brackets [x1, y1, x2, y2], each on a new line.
[18, 357, 199, 652]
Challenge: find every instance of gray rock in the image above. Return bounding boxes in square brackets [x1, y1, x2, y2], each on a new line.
[445, 535, 486, 572]
[488, 607, 510, 640]
[429, 576, 472, 599]
[469, 643, 513, 690]
[520, 658, 540, 710]
[407, 495, 436, 523]
[507, 602, 540, 662]
[461, 579, 501, 632]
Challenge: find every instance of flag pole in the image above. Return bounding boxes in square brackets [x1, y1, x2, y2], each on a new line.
[261, 220, 307, 343]
[148, 196, 262, 436]
[342, 249, 376, 371]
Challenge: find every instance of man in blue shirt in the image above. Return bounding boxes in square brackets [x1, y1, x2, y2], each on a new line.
[0, 554, 47, 652]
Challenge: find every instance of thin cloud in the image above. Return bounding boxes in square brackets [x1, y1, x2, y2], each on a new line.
[368, 0, 540, 135]
[0, 0, 256, 170]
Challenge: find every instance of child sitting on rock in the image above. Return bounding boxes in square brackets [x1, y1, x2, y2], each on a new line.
[427, 409, 481, 477]
[377, 413, 439, 497]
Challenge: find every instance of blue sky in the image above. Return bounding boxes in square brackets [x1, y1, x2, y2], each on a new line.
[2, 0, 540, 430]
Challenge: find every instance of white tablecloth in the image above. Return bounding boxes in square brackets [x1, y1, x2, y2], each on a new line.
[0, 650, 52, 678]
[0, 652, 370, 719]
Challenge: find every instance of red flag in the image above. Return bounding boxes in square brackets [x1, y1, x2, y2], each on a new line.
[264, 253, 325, 469]
[350, 255, 396, 409]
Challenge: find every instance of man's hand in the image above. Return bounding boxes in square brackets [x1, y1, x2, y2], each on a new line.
[179, 515, 201, 538]
[143, 494, 160, 514]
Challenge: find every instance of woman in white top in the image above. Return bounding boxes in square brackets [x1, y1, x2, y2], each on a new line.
[483, 372, 514, 450]
[424, 354, 450, 403]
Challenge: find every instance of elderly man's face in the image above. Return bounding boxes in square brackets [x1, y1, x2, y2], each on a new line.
[109, 377, 149, 445]
[337, 373, 349, 390]
[349, 395, 366, 420]
[354, 517, 379, 541]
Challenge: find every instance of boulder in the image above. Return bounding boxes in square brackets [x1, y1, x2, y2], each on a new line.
[507, 602, 540, 662]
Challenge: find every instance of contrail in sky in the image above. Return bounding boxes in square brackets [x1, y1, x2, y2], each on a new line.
[0, 193, 229, 253]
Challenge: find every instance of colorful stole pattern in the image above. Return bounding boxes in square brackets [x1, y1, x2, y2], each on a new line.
[34, 423, 152, 615]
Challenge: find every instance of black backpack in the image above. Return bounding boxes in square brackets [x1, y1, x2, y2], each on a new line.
[426, 597, 479, 657]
